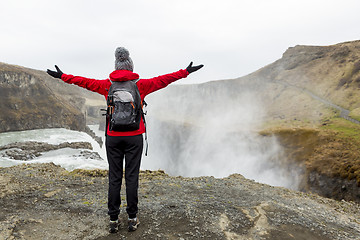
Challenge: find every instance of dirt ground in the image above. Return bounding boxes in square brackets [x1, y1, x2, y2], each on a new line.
[1, 163, 360, 240]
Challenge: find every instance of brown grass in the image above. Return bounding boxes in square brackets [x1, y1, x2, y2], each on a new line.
[263, 116, 360, 186]
[305, 118, 360, 185]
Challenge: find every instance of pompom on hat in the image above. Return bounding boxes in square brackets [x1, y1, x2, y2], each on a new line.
[115, 47, 134, 71]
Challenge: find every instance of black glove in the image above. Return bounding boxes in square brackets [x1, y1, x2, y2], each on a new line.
[47, 65, 63, 79]
[186, 62, 204, 74]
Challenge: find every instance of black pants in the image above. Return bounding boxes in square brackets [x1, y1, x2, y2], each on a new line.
[106, 134, 143, 220]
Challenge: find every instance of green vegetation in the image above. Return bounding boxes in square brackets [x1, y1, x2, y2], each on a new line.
[69, 169, 108, 177]
[263, 115, 360, 188]
[321, 117, 360, 141]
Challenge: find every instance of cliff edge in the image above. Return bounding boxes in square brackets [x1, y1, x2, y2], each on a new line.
[0, 163, 359, 240]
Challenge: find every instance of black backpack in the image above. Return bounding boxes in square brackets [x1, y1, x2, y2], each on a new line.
[106, 80, 142, 132]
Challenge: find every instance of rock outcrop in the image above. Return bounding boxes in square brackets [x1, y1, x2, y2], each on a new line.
[0, 163, 359, 240]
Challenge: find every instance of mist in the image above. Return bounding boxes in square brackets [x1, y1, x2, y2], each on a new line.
[141, 81, 302, 190]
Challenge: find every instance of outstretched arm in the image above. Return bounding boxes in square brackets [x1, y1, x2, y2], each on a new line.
[138, 62, 203, 97]
[47, 65, 110, 96]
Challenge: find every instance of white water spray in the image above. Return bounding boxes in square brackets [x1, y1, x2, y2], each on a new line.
[141, 84, 302, 190]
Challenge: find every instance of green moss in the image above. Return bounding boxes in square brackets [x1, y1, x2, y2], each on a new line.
[70, 169, 108, 177]
[321, 117, 360, 142]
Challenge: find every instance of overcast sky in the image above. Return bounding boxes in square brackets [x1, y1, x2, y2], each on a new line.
[1, 0, 359, 84]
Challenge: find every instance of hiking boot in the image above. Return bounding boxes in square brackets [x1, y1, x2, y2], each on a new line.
[109, 219, 119, 233]
[128, 217, 140, 232]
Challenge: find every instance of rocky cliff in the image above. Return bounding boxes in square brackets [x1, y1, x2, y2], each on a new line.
[0, 163, 359, 240]
[0, 62, 105, 132]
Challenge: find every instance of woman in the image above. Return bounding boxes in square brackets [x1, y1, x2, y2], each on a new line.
[47, 47, 203, 232]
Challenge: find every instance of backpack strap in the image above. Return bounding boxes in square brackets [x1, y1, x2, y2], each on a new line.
[141, 100, 148, 156]
[135, 80, 148, 156]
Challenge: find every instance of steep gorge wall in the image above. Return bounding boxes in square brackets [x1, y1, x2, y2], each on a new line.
[0, 62, 106, 132]
[0, 64, 86, 132]
[265, 128, 360, 203]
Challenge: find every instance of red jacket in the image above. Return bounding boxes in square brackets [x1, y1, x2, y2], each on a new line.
[61, 69, 189, 136]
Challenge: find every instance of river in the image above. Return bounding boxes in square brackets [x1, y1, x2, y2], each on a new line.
[0, 126, 107, 170]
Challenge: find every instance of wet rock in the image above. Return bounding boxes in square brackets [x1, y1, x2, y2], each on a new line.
[84, 125, 103, 147]
[307, 171, 360, 203]
[73, 150, 103, 161]
[0, 141, 93, 160]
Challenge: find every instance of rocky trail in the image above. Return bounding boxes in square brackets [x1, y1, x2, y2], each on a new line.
[274, 80, 360, 125]
[1, 163, 360, 240]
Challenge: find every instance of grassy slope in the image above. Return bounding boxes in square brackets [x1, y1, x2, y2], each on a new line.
[250, 41, 360, 186]
[277, 42, 360, 117]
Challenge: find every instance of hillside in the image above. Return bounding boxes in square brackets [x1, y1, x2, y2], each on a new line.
[146, 40, 360, 202]
[0, 62, 105, 132]
[149, 41, 360, 127]
[257, 40, 360, 124]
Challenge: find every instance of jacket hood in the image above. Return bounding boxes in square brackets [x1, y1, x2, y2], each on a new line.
[109, 70, 139, 82]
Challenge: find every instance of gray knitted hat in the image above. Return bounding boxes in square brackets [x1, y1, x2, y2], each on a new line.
[115, 47, 134, 71]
